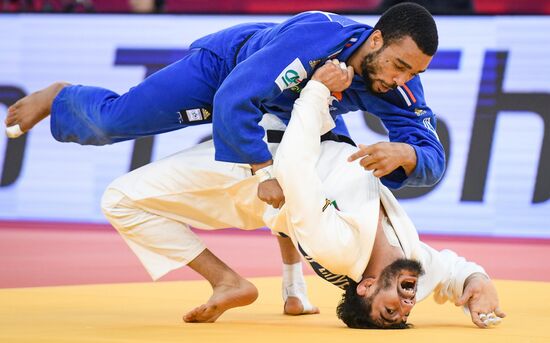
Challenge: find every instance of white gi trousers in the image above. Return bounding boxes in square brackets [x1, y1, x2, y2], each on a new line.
[101, 139, 276, 281]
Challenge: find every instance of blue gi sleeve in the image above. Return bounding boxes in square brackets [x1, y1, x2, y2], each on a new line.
[212, 19, 352, 164]
[369, 76, 445, 188]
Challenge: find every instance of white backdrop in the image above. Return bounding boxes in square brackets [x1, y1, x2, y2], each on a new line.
[0, 14, 548, 237]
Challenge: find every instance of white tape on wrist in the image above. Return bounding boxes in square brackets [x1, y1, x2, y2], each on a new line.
[5, 124, 23, 138]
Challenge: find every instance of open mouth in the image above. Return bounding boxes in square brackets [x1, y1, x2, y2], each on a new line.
[398, 274, 418, 299]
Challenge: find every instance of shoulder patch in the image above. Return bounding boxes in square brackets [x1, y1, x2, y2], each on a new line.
[414, 108, 427, 116]
[275, 58, 308, 91]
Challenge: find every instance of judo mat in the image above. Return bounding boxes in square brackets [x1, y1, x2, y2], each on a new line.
[1, 278, 548, 343]
[1, 222, 549, 343]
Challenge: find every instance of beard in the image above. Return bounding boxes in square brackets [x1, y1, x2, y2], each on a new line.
[360, 48, 397, 93]
[379, 258, 424, 290]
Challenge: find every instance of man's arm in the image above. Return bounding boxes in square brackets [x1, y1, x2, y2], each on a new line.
[416, 242, 505, 328]
[271, 64, 378, 279]
[251, 60, 355, 209]
[348, 76, 445, 189]
[212, 18, 359, 207]
[212, 19, 354, 165]
[348, 141, 417, 179]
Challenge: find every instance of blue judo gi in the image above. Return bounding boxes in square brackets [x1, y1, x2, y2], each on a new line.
[50, 11, 444, 189]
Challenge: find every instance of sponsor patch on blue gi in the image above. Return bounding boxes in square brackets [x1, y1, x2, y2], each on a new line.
[275, 58, 308, 91]
[178, 108, 212, 124]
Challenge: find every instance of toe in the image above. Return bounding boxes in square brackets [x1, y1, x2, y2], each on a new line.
[183, 305, 206, 323]
[302, 306, 320, 315]
[5, 115, 16, 126]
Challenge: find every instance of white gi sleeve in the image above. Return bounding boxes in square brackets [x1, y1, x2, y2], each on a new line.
[415, 241, 488, 306]
[273, 80, 332, 222]
[273, 80, 374, 278]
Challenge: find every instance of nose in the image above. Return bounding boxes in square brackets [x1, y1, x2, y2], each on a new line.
[400, 297, 415, 313]
[393, 73, 408, 87]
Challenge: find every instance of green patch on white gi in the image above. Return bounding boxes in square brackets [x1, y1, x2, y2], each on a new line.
[322, 198, 340, 212]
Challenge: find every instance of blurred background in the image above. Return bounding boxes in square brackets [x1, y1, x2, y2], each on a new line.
[2, 0, 550, 14]
[0, 0, 549, 288]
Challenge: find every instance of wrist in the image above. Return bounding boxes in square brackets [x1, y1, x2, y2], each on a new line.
[254, 165, 275, 183]
[464, 272, 489, 289]
[251, 160, 273, 174]
[401, 143, 417, 176]
[308, 79, 330, 93]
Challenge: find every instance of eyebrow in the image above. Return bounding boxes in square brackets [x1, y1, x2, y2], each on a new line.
[396, 58, 412, 69]
[380, 314, 397, 325]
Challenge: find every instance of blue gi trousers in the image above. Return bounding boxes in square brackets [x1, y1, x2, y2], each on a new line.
[50, 49, 225, 145]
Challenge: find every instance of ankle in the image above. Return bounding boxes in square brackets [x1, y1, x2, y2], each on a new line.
[283, 262, 305, 286]
[211, 273, 248, 289]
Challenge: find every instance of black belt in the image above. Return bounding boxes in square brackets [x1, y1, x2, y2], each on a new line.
[233, 33, 254, 66]
[266, 129, 356, 147]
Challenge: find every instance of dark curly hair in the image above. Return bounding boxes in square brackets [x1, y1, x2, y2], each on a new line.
[336, 280, 409, 329]
[336, 259, 424, 329]
[373, 2, 439, 56]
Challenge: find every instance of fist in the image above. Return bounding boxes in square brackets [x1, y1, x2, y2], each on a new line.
[311, 59, 354, 92]
[257, 179, 285, 209]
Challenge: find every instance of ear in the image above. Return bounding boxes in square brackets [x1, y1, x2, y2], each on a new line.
[370, 30, 384, 50]
[356, 277, 377, 296]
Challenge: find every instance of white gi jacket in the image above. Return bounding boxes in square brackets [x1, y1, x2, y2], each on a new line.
[268, 80, 487, 303]
[102, 81, 487, 306]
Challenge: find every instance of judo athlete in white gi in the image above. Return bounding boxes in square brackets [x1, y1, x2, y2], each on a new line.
[101, 63, 505, 328]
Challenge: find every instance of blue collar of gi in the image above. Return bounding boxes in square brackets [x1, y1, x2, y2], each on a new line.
[337, 28, 374, 63]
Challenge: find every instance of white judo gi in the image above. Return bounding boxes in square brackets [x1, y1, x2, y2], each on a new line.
[101, 80, 486, 307]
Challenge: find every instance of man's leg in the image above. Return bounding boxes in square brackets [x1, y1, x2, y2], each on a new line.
[184, 249, 258, 323]
[277, 235, 319, 315]
[101, 143, 315, 318]
[102, 179, 257, 323]
[5, 49, 221, 145]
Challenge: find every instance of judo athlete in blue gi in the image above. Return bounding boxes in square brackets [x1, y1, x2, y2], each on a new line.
[5, 3, 443, 315]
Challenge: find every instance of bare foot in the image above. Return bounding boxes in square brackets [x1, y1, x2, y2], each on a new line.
[5, 82, 69, 133]
[183, 279, 258, 323]
[284, 296, 320, 315]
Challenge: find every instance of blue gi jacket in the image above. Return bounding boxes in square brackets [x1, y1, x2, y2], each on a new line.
[191, 11, 444, 188]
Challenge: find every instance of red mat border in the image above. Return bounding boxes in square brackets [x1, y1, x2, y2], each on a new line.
[1, 219, 549, 245]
